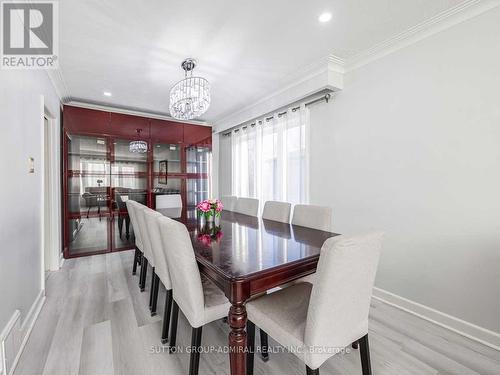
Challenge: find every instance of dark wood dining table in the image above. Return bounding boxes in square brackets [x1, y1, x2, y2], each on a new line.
[156, 207, 339, 375]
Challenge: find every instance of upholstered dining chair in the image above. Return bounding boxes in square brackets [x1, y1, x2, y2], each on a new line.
[256, 200, 293, 360]
[246, 232, 384, 375]
[235, 197, 259, 216]
[125, 200, 143, 277]
[135, 203, 160, 315]
[138, 206, 163, 317]
[262, 201, 292, 223]
[258, 203, 334, 359]
[221, 195, 238, 211]
[289, 204, 333, 285]
[157, 216, 231, 375]
[144, 209, 173, 344]
[292, 204, 333, 232]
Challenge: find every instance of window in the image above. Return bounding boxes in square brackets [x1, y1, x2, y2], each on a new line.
[231, 105, 309, 208]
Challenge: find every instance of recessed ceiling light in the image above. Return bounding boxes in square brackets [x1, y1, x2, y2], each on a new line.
[103, 91, 112, 97]
[318, 12, 332, 23]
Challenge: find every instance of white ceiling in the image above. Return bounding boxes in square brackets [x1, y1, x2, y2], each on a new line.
[60, 0, 467, 122]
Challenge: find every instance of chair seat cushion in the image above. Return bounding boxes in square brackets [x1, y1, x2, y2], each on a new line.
[200, 276, 231, 326]
[246, 283, 312, 351]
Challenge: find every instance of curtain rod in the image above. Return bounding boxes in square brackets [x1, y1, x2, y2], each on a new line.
[221, 92, 333, 136]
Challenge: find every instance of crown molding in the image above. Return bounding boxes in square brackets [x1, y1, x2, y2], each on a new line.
[51, 0, 500, 131]
[345, 0, 500, 71]
[46, 67, 70, 102]
[273, 54, 345, 89]
[65, 100, 209, 126]
[214, 0, 500, 131]
[213, 54, 344, 132]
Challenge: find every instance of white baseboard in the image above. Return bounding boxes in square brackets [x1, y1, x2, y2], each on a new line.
[0, 310, 20, 375]
[0, 290, 46, 375]
[372, 287, 500, 351]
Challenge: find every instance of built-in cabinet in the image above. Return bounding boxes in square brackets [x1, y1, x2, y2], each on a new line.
[63, 105, 212, 258]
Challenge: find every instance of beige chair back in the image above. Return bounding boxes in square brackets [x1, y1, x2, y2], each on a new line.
[262, 201, 291, 223]
[292, 204, 333, 232]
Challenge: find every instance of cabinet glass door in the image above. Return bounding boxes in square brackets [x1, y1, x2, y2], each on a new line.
[66, 134, 110, 256]
[152, 143, 183, 208]
[186, 145, 211, 174]
[111, 139, 148, 250]
[153, 143, 182, 174]
[186, 178, 209, 206]
[186, 145, 211, 207]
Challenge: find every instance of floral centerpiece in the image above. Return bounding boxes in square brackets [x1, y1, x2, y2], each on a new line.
[196, 199, 223, 222]
[196, 199, 224, 245]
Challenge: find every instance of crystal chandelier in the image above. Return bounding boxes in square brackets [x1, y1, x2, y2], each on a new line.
[129, 128, 147, 153]
[169, 58, 211, 120]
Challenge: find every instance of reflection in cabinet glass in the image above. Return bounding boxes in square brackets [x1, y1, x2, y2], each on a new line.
[187, 178, 210, 206]
[63, 105, 212, 258]
[67, 217, 108, 255]
[112, 139, 148, 174]
[153, 143, 181, 173]
[67, 135, 110, 217]
[153, 177, 182, 194]
[186, 145, 211, 174]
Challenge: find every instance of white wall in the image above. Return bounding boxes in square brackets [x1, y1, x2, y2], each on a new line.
[217, 7, 500, 334]
[309, 7, 500, 333]
[0, 69, 61, 331]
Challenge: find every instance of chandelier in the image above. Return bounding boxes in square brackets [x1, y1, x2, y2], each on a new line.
[129, 128, 147, 153]
[169, 58, 211, 120]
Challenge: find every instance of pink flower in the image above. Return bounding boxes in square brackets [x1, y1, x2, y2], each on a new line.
[197, 200, 211, 212]
[198, 234, 212, 246]
[215, 199, 224, 212]
[215, 230, 224, 242]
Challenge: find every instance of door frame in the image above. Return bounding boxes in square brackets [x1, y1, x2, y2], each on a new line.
[41, 99, 62, 288]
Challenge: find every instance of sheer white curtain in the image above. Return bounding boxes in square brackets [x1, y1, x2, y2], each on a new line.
[231, 105, 309, 208]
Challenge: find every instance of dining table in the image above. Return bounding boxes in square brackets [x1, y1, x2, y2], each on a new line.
[156, 207, 339, 375]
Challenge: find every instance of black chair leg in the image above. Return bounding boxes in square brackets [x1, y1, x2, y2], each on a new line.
[161, 290, 173, 344]
[189, 327, 203, 375]
[359, 334, 372, 375]
[118, 216, 124, 238]
[139, 257, 148, 292]
[352, 340, 359, 349]
[132, 247, 139, 275]
[151, 274, 160, 316]
[306, 366, 319, 375]
[246, 321, 255, 375]
[259, 329, 269, 362]
[149, 267, 156, 309]
[168, 301, 179, 354]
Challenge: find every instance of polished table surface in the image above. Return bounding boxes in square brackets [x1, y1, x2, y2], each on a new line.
[157, 208, 336, 279]
[156, 207, 339, 375]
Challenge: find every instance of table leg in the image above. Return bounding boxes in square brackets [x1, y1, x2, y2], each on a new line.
[228, 302, 247, 375]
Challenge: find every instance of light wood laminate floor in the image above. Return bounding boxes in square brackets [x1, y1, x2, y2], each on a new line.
[14, 251, 500, 375]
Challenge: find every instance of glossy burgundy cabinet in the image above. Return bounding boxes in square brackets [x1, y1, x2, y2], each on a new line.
[63, 106, 110, 134]
[183, 123, 212, 145]
[62, 105, 212, 258]
[150, 119, 184, 143]
[110, 113, 150, 139]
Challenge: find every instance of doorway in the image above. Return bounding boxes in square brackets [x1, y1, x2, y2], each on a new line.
[43, 116, 51, 277]
[42, 107, 61, 285]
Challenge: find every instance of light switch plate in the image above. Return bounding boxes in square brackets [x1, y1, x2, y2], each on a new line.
[28, 157, 34, 173]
